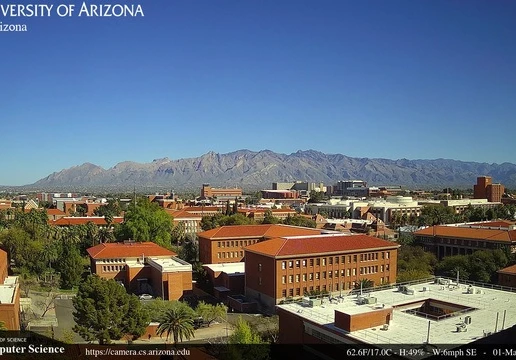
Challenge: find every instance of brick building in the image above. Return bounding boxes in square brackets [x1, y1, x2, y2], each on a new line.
[0, 249, 20, 330]
[497, 264, 516, 288]
[201, 184, 242, 199]
[87, 241, 192, 301]
[198, 224, 323, 265]
[49, 216, 124, 227]
[244, 234, 399, 310]
[474, 176, 505, 203]
[414, 221, 516, 260]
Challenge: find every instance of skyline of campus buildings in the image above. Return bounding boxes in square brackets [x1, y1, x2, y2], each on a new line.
[0, 174, 515, 356]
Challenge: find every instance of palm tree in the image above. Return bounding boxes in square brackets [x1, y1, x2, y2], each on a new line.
[156, 306, 195, 345]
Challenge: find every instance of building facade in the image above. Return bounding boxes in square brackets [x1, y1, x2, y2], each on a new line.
[244, 234, 399, 310]
[0, 249, 20, 330]
[87, 241, 192, 301]
[474, 176, 505, 203]
[201, 184, 242, 199]
[198, 224, 323, 265]
[414, 221, 516, 260]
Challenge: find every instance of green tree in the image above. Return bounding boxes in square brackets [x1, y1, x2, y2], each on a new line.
[226, 316, 268, 360]
[59, 240, 84, 289]
[73, 275, 149, 344]
[93, 200, 122, 217]
[307, 191, 326, 203]
[178, 235, 199, 263]
[418, 205, 457, 226]
[116, 198, 173, 248]
[397, 245, 437, 282]
[261, 210, 279, 224]
[354, 278, 374, 290]
[195, 301, 227, 327]
[156, 303, 196, 344]
[282, 214, 316, 228]
[171, 222, 186, 245]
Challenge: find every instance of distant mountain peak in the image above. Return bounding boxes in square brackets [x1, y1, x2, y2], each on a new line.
[28, 149, 516, 191]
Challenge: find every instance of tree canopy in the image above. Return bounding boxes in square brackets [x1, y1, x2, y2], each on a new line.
[156, 302, 196, 344]
[116, 198, 173, 248]
[73, 275, 149, 344]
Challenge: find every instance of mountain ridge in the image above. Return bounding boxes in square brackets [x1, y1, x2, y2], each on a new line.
[23, 149, 516, 191]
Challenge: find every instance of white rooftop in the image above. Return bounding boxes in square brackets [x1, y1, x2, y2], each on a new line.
[147, 257, 192, 273]
[277, 278, 516, 346]
[0, 276, 18, 304]
[203, 262, 245, 275]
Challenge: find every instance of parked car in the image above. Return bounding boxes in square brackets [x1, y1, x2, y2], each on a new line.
[139, 294, 153, 300]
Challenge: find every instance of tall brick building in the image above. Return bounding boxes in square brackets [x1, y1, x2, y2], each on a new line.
[244, 234, 399, 310]
[474, 176, 505, 202]
[87, 241, 192, 301]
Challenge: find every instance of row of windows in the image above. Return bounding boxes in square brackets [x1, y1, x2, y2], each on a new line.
[102, 265, 125, 272]
[217, 240, 258, 248]
[280, 252, 391, 269]
[360, 265, 388, 275]
[217, 251, 244, 259]
[100, 258, 126, 263]
[282, 268, 358, 283]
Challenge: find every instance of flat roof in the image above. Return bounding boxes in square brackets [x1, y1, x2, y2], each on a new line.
[277, 278, 516, 345]
[147, 257, 192, 272]
[0, 276, 18, 304]
[203, 262, 245, 275]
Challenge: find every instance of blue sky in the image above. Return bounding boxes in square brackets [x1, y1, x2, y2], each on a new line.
[2, 0, 515, 185]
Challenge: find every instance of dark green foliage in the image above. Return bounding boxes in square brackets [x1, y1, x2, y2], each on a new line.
[195, 301, 227, 326]
[397, 245, 437, 282]
[261, 210, 279, 224]
[58, 240, 84, 289]
[282, 214, 316, 228]
[436, 249, 508, 283]
[73, 275, 149, 344]
[116, 198, 173, 248]
[200, 213, 255, 231]
[418, 205, 457, 226]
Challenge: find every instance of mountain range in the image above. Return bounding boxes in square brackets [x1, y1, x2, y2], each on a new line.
[22, 150, 516, 192]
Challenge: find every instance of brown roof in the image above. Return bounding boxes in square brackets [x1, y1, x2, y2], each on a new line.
[199, 224, 321, 240]
[47, 209, 66, 215]
[50, 216, 124, 226]
[469, 220, 516, 228]
[245, 234, 399, 257]
[87, 241, 176, 259]
[414, 226, 516, 243]
[497, 264, 516, 275]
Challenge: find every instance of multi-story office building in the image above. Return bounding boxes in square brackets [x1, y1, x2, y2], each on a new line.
[244, 234, 399, 310]
[474, 176, 505, 203]
[414, 220, 516, 260]
[198, 224, 323, 265]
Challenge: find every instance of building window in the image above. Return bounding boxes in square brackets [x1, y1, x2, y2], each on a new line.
[259, 277, 262, 285]
[352, 269, 356, 276]
[309, 273, 313, 281]
[335, 256, 339, 264]
[258, 264, 262, 271]
[282, 276, 286, 284]
[329, 271, 333, 279]
[217, 253, 221, 259]
[289, 261, 293, 268]
[322, 258, 326, 266]
[218, 242, 221, 248]
[296, 260, 300, 268]
[386, 264, 390, 271]
[360, 254, 364, 262]
[302, 260, 307, 267]
[385, 252, 389, 259]
[381, 265, 384, 272]
[289, 289, 294, 297]
[282, 290, 287, 297]
[226, 241, 230, 247]
[302, 274, 307, 281]
[316, 258, 320, 266]
[282, 261, 286, 270]
[296, 288, 300, 296]
[289, 275, 293, 283]
[240, 251, 243, 257]
[310, 259, 314, 267]
[315, 272, 320, 280]
[296, 274, 300, 282]
[329, 257, 333, 265]
[335, 270, 338, 277]
[353, 255, 357, 262]
[346, 269, 350, 276]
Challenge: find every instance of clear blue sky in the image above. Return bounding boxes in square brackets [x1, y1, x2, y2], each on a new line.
[2, 0, 515, 185]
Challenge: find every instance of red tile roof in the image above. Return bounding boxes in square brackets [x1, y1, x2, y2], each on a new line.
[414, 226, 516, 243]
[498, 264, 516, 275]
[165, 209, 202, 219]
[469, 220, 516, 228]
[87, 241, 176, 259]
[199, 224, 321, 240]
[50, 216, 124, 226]
[245, 234, 399, 257]
[47, 209, 66, 215]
